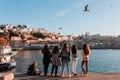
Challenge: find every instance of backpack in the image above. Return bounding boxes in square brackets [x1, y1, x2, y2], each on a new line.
[27, 64, 34, 75]
[61, 50, 68, 58]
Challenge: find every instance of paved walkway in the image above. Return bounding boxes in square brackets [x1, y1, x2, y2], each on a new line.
[14, 72, 120, 80]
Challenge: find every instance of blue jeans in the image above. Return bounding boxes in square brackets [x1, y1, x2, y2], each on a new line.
[61, 60, 70, 75]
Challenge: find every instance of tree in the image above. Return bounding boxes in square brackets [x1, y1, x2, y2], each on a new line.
[9, 30, 19, 38]
[23, 25, 27, 28]
[33, 32, 45, 39]
[17, 24, 22, 29]
[0, 38, 7, 46]
[85, 32, 90, 36]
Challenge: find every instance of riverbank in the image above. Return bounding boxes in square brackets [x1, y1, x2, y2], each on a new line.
[14, 72, 120, 80]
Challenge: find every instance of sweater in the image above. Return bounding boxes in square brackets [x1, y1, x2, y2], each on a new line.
[51, 51, 60, 66]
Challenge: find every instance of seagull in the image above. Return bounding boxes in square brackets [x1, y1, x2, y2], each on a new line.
[84, 5, 89, 12]
[58, 27, 62, 30]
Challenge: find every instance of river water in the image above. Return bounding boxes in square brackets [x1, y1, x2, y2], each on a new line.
[14, 49, 120, 73]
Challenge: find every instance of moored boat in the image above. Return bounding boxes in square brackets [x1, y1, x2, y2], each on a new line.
[0, 62, 16, 72]
[0, 46, 17, 72]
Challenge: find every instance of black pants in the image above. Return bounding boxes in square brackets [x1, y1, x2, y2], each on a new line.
[43, 60, 50, 75]
[51, 65, 58, 76]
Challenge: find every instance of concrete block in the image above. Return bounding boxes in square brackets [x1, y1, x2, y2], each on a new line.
[0, 72, 14, 80]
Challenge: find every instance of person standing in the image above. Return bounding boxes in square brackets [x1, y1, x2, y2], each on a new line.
[61, 43, 71, 77]
[42, 44, 51, 76]
[71, 45, 78, 76]
[51, 46, 60, 77]
[81, 43, 91, 76]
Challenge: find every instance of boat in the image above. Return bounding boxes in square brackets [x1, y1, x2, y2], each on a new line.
[0, 62, 16, 69]
[0, 46, 17, 72]
[0, 62, 16, 72]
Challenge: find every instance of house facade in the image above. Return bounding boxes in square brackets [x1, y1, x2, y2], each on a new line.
[10, 36, 23, 50]
[0, 46, 12, 55]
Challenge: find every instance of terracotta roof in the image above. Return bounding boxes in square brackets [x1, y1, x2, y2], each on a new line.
[11, 36, 22, 41]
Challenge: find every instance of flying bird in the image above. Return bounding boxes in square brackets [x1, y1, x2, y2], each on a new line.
[58, 27, 63, 29]
[84, 5, 89, 12]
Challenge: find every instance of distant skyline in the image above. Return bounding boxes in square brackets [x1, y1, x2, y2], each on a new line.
[0, 0, 120, 36]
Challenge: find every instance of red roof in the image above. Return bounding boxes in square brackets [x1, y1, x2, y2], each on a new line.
[11, 36, 22, 41]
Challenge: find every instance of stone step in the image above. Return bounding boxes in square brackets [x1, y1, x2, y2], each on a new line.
[0, 72, 14, 80]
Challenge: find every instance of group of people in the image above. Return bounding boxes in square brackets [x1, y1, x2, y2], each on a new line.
[27, 43, 91, 77]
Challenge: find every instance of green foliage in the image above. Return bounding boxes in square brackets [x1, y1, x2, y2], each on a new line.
[33, 32, 45, 39]
[9, 31, 19, 39]
[23, 25, 27, 28]
[0, 38, 7, 46]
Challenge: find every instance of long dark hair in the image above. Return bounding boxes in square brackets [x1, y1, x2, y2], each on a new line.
[52, 46, 59, 54]
[72, 45, 78, 54]
[62, 43, 69, 51]
[42, 44, 50, 52]
[82, 43, 90, 55]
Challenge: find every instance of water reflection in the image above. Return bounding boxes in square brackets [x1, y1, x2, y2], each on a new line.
[15, 49, 120, 73]
[15, 50, 43, 73]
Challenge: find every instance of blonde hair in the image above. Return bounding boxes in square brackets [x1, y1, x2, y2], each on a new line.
[33, 61, 38, 67]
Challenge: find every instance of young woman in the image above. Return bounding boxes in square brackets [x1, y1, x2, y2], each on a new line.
[51, 46, 60, 77]
[27, 61, 41, 75]
[42, 44, 51, 76]
[81, 43, 91, 76]
[71, 45, 78, 75]
[61, 43, 71, 77]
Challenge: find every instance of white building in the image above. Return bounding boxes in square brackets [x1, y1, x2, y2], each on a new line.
[0, 46, 12, 55]
[11, 36, 23, 50]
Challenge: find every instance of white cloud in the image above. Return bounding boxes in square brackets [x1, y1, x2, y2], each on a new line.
[56, 9, 70, 17]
